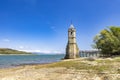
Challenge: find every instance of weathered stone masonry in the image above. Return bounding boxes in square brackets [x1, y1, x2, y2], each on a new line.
[64, 24, 80, 59]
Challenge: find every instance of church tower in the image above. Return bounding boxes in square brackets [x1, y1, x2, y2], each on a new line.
[64, 24, 80, 59]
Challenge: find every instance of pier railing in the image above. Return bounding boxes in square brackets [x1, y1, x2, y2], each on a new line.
[80, 50, 100, 57]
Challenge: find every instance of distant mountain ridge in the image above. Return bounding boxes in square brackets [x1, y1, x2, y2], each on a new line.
[0, 48, 32, 54]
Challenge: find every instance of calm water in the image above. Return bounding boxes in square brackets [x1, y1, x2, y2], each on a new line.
[0, 54, 65, 68]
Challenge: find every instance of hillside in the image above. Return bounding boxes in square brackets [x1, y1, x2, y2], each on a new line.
[0, 48, 31, 54]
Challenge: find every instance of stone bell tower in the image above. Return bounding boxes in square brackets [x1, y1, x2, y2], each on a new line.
[64, 24, 80, 59]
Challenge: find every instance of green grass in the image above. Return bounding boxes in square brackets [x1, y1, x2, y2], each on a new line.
[117, 68, 120, 74]
[35, 58, 117, 73]
[114, 57, 120, 62]
[0, 48, 31, 54]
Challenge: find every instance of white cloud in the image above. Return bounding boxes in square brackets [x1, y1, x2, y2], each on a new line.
[34, 50, 41, 52]
[36, 50, 63, 54]
[2, 39, 10, 42]
[19, 49, 63, 54]
[19, 49, 41, 52]
[19, 46, 24, 49]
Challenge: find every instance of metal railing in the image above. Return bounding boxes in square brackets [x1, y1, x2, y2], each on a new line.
[80, 50, 100, 57]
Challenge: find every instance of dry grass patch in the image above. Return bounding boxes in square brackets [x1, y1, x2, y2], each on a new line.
[34, 58, 118, 73]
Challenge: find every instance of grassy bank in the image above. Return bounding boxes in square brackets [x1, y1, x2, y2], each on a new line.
[35, 57, 120, 74]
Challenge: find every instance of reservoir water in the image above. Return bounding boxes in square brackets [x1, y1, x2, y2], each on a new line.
[0, 54, 65, 68]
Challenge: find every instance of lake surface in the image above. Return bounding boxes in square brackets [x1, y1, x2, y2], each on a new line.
[0, 54, 65, 68]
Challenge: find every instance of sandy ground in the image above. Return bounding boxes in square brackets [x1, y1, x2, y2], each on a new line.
[0, 58, 120, 80]
[0, 65, 119, 80]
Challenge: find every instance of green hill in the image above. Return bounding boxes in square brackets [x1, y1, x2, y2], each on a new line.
[0, 48, 32, 54]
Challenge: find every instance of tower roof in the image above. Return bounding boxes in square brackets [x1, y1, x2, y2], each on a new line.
[69, 24, 75, 29]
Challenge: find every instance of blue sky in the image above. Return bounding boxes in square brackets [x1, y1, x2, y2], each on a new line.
[0, 0, 120, 53]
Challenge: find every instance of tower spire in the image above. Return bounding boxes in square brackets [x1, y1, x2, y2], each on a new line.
[69, 20, 74, 28]
[70, 24, 74, 28]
